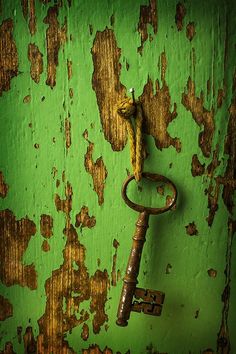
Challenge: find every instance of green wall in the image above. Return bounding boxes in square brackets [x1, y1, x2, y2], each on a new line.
[0, 0, 236, 353]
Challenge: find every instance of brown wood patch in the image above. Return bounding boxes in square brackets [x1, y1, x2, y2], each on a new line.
[37, 223, 110, 352]
[67, 59, 72, 80]
[0, 295, 13, 321]
[21, 0, 36, 35]
[41, 239, 50, 252]
[0, 342, 16, 354]
[75, 206, 96, 229]
[0, 209, 37, 289]
[91, 28, 127, 151]
[185, 222, 198, 236]
[90, 270, 109, 334]
[217, 88, 225, 108]
[29, 0, 36, 35]
[40, 214, 53, 238]
[81, 323, 89, 341]
[84, 134, 108, 205]
[43, 5, 67, 88]
[216, 219, 235, 352]
[37, 224, 90, 353]
[23, 327, 37, 354]
[55, 181, 73, 222]
[206, 148, 220, 226]
[208, 268, 217, 278]
[82, 345, 113, 354]
[21, 0, 28, 20]
[175, 2, 186, 31]
[221, 99, 236, 213]
[191, 147, 221, 227]
[137, 0, 158, 54]
[186, 22, 196, 41]
[0, 171, 8, 198]
[191, 154, 205, 176]
[0, 19, 18, 96]
[111, 239, 119, 286]
[38, 178, 110, 352]
[140, 53, 181, 152]
[182, 77, 214, 157]
[28, 43, 43, 83]
[65, 117, 71, 149]
[23, 94, 31, 103]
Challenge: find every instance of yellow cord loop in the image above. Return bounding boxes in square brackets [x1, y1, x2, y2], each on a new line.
[117, 97, 144, 182]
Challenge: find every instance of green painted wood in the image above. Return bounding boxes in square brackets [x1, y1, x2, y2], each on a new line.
[0, 0, 235, 353]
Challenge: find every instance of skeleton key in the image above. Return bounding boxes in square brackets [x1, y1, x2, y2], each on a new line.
[116, 172, 177, 326]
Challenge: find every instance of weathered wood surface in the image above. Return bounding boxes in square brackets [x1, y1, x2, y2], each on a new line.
[0, 1, 235, 353]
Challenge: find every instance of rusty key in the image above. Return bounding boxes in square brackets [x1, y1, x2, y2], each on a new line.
[116, 172, 177, 326]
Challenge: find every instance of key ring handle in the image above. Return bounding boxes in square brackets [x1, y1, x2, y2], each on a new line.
[121, 172, 177, 215]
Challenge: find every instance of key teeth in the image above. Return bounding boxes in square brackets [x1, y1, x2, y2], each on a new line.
[134, 287, 165, 304]
[131, 287, 165, 316]
[131, 302, 163, 316]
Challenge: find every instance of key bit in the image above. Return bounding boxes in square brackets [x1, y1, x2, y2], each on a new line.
[132, 287, 165, 316]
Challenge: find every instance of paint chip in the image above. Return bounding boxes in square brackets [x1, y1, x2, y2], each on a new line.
[208, 268, 217, 278]
[89, 24, 93, 35]
[0, 342, 16, 354]
[91, 28, 127, 151]
[37, 225, 90, 353]
[221, 99, 236, 213]
[206, 148, 220, 226]
[0, 295, 13, 321]
[90, 269, 109, 334]
[41, 240, 50, 252]
[69, 87, 73, 98]
[186, 22, 196, 41]
[81, 323, 89, 341]
[111, 239, 120, 286]
[82, 345, 113, 354]
[23, 95, 31, 103]
[137, 0, 158, 54]
[65, 118, 71, 149]
[0, 209, 37, 289]
[191, 154, 205, 176]
[23, 326, 37, 353]
[185, 222, 198, 236]
[75, 206, 96, 229]
[110, 14, 115, 27]
[55, 181, 73, 216]
[175, 2, 186, 31]
[17, 326, 22, 344]
[44, 6, 67, 88]
[0, 172, 8, 198]
[67, 59, 72, 80]
[165, 263, 172, 274]
[84, 137, 108, 206]
[140, 53, 181, 152]
[0, 19, 18, 96]
[182, 77, 214, 157]
[40, 214, 53, 238]
[217, 88, 225, 108]
[28, 43, 43, 84]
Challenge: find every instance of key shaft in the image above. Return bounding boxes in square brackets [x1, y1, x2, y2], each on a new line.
[116, 211, 149, 326]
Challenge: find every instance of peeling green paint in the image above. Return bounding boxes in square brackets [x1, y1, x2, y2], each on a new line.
[0, 0, 236, 353]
